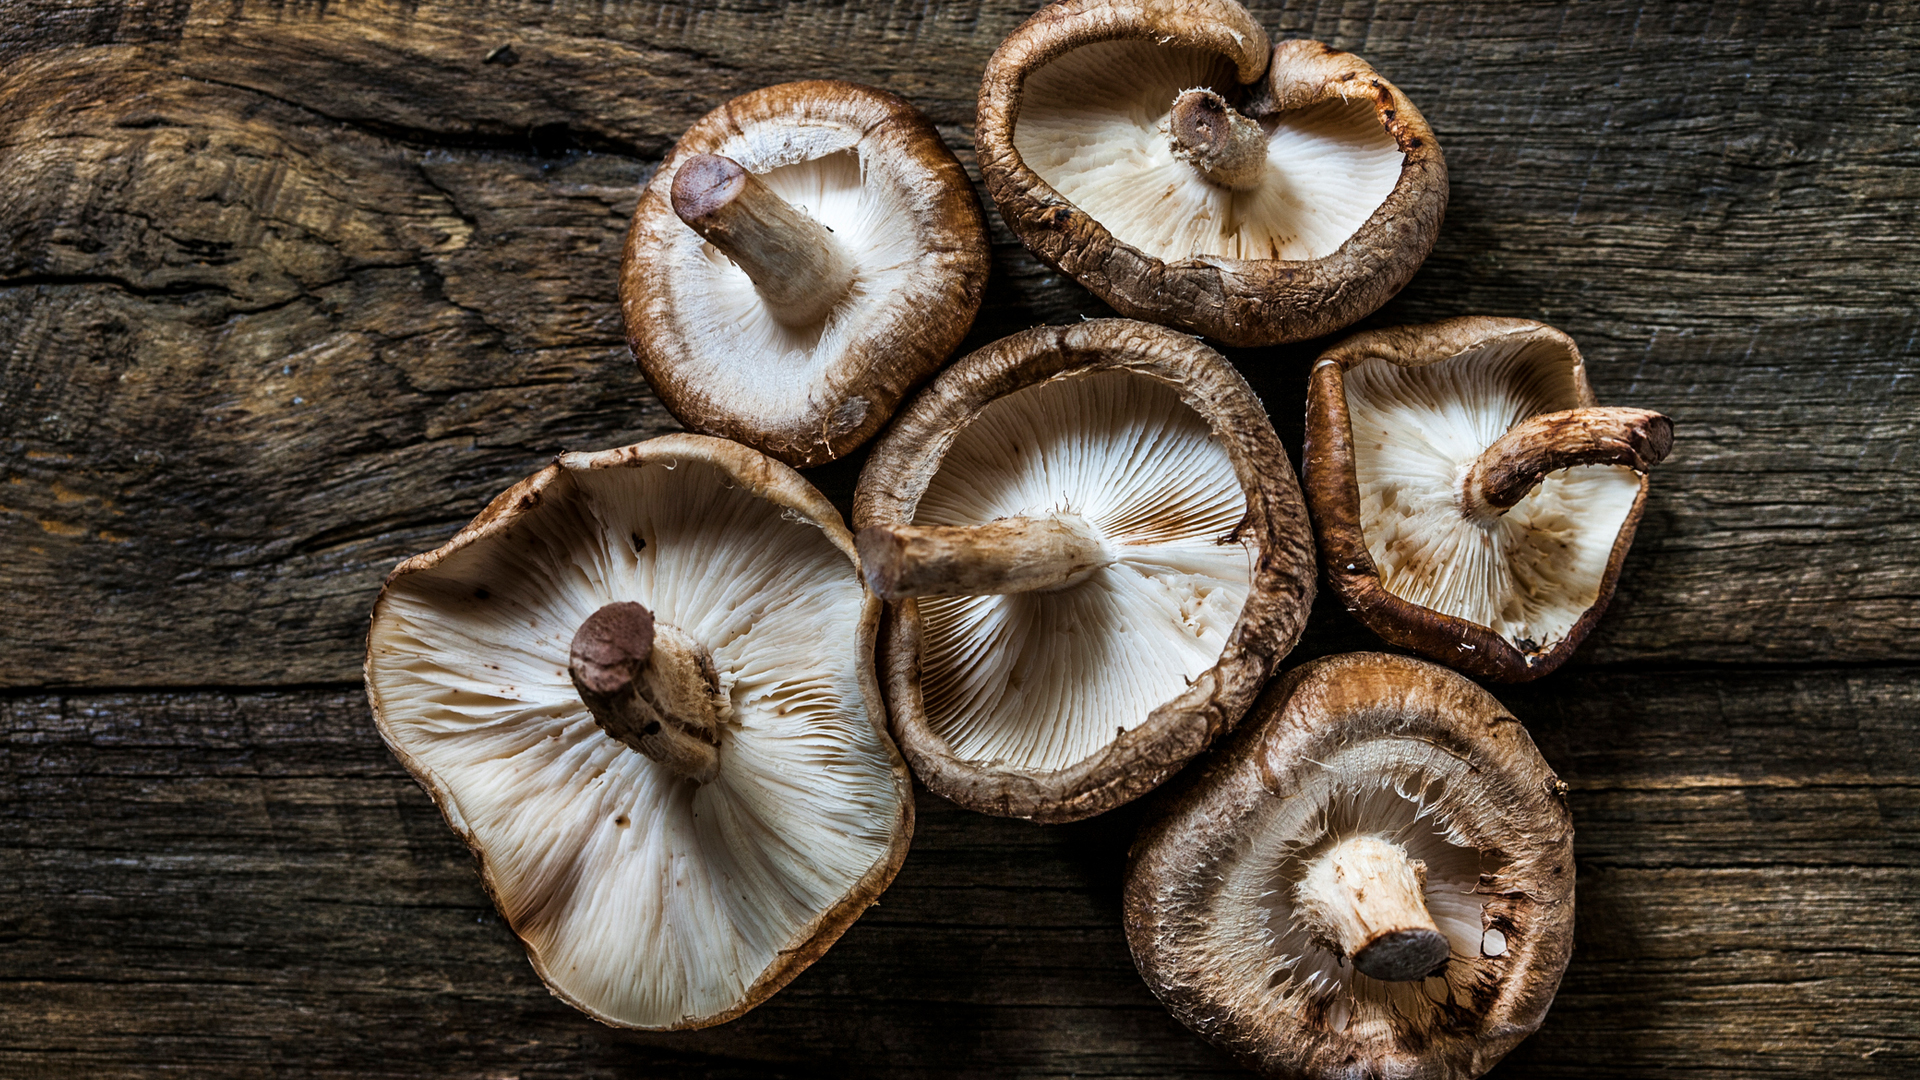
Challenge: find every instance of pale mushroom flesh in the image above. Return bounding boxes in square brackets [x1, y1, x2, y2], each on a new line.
[1342, 339, 1643, 654]
[367, 455, 902, 1029]
[911, 369, 1253, 773]
[1205, 741, 1503, 1036]
[1014, 42, 1402, 263]
[659, 143, 933, 430]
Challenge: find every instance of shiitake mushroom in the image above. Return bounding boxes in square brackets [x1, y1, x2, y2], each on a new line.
[1126, 652, 1576, 1079]
[976, 0, 1447, 346]
[623, 81, 989, 467]
[854, 319, 1317, 823]
[367, 434, 911, 1029]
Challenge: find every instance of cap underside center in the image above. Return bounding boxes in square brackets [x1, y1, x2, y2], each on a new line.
[911, 370, 1253, 774]
[1014, 41, 1403, 262]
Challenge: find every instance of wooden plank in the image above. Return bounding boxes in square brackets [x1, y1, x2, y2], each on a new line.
[3, 0, 1918, 686]
[4, 668, 1916, 1077]
[3, 2, 1917, 1077]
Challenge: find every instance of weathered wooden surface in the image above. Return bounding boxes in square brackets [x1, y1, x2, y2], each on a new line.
[4, 671, 1916, 1077]
[4, 0, 1918, 685]
[3, 0, 1917, 1075]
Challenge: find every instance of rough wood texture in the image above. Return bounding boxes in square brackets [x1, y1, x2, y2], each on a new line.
[3, 0, 1917, 685]
[3, 672, 1914, 1077]
[3, 0, 1917, 1075]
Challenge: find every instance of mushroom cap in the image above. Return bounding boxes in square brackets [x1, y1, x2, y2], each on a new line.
[977, 0, 1446, 347]
[1303, 317, 1660, 681]
[365, 434, 911, 1029]
[854, 319, 1316, 823]
[1126, 652, 1576, 1080]
[623, 81, 990, 467]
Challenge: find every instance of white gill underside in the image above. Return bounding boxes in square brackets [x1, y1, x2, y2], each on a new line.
[665, 141, 927, 424]
[1209, 740, 1492, 1035]
[1343, 342, 1643, 651]
[914, 370, 1252, 775]
[1014, 41, 1403, 262]
[366, 460, 898, 1029]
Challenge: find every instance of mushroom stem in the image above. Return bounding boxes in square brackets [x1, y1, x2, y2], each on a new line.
[1460, 406, 1674, 521]
[670, 153, 856, 328]
[1167, 88, 1269, 192]
[856, 514, 1112, 600]
[569, 601, 727, 784]
[1292, 835, 1451, 982]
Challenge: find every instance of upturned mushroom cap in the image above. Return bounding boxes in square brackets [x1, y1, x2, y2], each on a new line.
[1126, 652, 1576, 1079]
[624, 81, 990, 467]
[976, 0, 1446, 347]
[854, 319, 1316, 823]
[365, 434, 911, 1029]
[1303, 317, 1674, 682]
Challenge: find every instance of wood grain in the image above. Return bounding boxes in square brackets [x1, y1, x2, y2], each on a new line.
[3, 670, 1915, 1077]
[2, 0, 1917, 1076]
[3, 0, 1917, 685]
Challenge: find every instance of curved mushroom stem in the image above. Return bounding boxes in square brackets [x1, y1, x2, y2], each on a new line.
[670, 153, 855, 328]
[1292, 835, 1451, 982]
[1167, 88, 1269, 192]
[570, 601, 728, 784]
[856, 514, 1112, 601]
[1460, 406, 1674, 522]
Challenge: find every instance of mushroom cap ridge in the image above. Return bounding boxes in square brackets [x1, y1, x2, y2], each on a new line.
[1125, 652, 1576, 1080]
[854, 319, 1315, 823]
[977, 0, 1447, 347]
[366, 433, 912, 1029]
[624, 81, 990, 467]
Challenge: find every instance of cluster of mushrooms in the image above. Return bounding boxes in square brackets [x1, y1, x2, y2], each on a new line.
[365, 0, 1671, 1074]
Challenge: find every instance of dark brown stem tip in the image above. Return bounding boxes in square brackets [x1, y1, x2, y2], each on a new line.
[1639, 410, 1676, 467]
[1352, 927, 1451, 982]
[569, 602, 655, 699]
[1170, 88, 1234, 148]
[670, 153, 748, 225]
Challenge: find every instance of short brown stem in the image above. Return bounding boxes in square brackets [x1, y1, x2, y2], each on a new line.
[670, 153, 855, 327]
[570, 601, 728, 784]
[856, 514, 1111, 601]
[1292, 835, 1451, 982]
[1167, 88, 1269, 191]
[1462, 406, 1674, 520]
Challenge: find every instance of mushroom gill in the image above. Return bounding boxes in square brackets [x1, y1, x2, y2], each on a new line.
[910, 369, 1252, 773]
[1125, 653, 1575, 1079]
[1341, 336, 1645, 652]
[367, 436, 909, 1030]
[1014, 41, 1402, 262]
